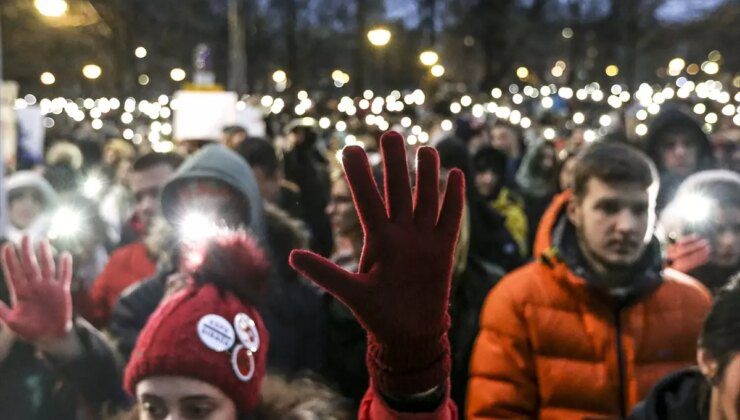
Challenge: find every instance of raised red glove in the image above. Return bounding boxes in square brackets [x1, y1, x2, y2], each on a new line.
[290, 131, 465, 395]
[0, 236, 73, 341]
[666, 234, 710, 274]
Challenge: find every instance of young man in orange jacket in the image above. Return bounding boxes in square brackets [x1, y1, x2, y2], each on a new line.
[468, 142, 712, 419]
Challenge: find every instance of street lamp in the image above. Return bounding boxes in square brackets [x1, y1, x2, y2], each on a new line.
[40, 72, 56, 85]
[170, 68, 187, 82]
[367, 27, 391, 47]
[419, 50, 439, 66]
[34, 0, 68, 17]
[82, 64, 102, 79]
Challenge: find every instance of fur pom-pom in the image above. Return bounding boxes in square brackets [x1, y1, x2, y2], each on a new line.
[188, 231, 271, 303]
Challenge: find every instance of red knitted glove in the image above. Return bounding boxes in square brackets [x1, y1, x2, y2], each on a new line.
[290, 131, 465, 395]
[666, 234, 710, 273]
[0, 237, 73, 341]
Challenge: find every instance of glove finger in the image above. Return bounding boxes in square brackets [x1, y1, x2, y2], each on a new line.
[381, 132, 413, 223]
[437, 169, 466, 236]
[38, 240, 56, 283]
[289, 250, 360, 303]
[2, 244, 27, 294]
[413, 147, 440, 228]
[20, 236, 42, 283]
[57, 252, 73, 292]
[342, 145, 387, 232]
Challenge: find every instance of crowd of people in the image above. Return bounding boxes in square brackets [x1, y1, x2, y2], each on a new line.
[1, 99, 739, 420]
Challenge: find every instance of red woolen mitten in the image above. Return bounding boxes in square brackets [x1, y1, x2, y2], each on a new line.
[0, 237, 73, 341]
[290, 131, 465, 395]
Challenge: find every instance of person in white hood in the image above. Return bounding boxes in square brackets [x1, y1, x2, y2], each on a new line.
[5, 171, 58, 244]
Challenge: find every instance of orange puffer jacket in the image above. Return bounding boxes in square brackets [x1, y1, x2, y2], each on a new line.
[467, 192, 711, 419]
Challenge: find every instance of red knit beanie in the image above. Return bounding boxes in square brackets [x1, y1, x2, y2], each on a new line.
[124, 232, 270, 414]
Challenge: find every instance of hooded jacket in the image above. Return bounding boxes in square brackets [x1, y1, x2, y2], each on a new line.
[647, 110, 715, 211]
[6, 171, 58, 244]
[110, 145, 325, 373]
[467, 192, 712, 419]
[630, 368, 708, 420]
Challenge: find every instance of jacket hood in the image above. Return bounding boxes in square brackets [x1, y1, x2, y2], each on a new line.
[6, 170, 58, 209]
[535, 191, 663, 306]
[647, 109, 714, 173]
[630, 368, 707, 420]
[160, 144, 266, 243]
[515, 139, 558, 198]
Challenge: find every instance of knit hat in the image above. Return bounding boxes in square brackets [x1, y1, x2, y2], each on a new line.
[124, 232, 270, 413]
[473, 146, 508, 179]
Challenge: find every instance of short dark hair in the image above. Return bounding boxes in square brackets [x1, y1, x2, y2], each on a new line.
[133, 152, 184, 172]
[573, 141, 658, 198]
[699, 275, 740, 382]
[235, 138, 280, 176]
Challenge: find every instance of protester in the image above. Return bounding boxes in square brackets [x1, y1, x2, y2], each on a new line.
[110, 144, 324, 375]
[515, 138, 560, 248]
[490, 121, 525, 187]
[43, 141, 85, 193]
[0, 237, 124, 420]
[631, 276, 740, 420]
[436, 137, 523, 271]
[6, 171, 57, 245]
[468, 141, 712, 418]
[647, 109, 716, 212]
[235, 137, 303, 219]
[283, 121, 334, 256]
[558, 151, 577, 192]
[661, 170, 740, 292]
[87, 152, 183, 327]
[321, 170, 369, 404]
[222, 125, 249, 149]
[472, 146, 529, 257]
[98, 139, 137, 244]
[290, 131, 463, 418]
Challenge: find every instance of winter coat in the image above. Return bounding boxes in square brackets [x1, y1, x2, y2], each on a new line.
[109, 151, 325, 373]
[488, 187, 529, 257]
[0, 318, 124, 420]
[87, 241, 157, 328]
[647, 109, 716, 212]
[630, 368, 709, 420]
[283, 137, 334, 256]
[467, 191, 712, 419]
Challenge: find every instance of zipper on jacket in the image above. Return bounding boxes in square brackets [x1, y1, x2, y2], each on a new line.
[613, 308, 627, 418]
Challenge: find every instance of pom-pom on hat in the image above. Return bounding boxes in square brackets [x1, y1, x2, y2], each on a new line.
[124, 231, 270, 413]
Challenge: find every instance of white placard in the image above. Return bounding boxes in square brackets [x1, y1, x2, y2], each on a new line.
[173, 90, 237, 141]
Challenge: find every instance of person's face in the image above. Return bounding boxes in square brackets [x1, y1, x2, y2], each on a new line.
[225, 132, 247, 150]
[8, 190, 43, 229]
[326, 178, 360, 237]
[568, 178, 654, 271]
[570, 129, 585, 150]
[251, 167, 281, 204]
[698, 351, 740, 420]
[559, 158, 577, 191]
[539, 147, 556, 174]
[491, 127, 518, 157]
[175, 182, 244, 229]
[659, 134, 699, 176]
[131, 164, 177, 230]
[708, 207, 740, 268]
[136, 376, 238, 420]
[474, 169, 499, 198]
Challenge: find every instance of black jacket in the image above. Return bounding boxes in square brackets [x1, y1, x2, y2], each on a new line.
[631, 368, 709, 420]
[0, 321, 125, 420]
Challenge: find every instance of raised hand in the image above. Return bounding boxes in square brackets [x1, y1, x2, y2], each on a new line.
[666, 234, 710, 274]
[0, 236, 73, 341]
[290, 131, 465, 395]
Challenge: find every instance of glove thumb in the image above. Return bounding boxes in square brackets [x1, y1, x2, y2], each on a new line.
[289, 250, 360, 303]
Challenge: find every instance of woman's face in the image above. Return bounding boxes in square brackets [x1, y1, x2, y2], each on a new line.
[136, 376, 238, 420]
[699, 352, 740, 420]
[559, 158, 577, 191]
[8, 189, 43, 229]
[326, 178, 360, 237]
